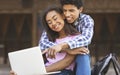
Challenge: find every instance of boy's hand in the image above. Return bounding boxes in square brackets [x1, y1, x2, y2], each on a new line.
[42, 44, 62, 59]
[47, 44, 62, 59]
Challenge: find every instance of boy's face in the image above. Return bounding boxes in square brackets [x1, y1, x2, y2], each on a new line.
[63, 4, 83, 23]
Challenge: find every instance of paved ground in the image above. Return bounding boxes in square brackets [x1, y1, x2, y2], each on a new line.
[0, 64, 118, 75]
[0, 64, 10, 75]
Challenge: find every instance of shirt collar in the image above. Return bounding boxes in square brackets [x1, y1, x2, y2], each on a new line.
[73, 14, 81, 26]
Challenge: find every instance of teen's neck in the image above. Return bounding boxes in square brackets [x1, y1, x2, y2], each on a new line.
[58, 30, 67, 39]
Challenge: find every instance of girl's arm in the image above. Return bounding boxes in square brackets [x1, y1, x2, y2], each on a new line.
[45, 47, 89, 72]
[46, 53, 75, 72]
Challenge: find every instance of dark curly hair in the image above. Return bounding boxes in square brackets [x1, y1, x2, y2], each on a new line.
[42, 6, 79, 42]
[60, 0, 83, 9]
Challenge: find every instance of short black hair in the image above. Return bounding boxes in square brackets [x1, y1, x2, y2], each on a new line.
[60, 0, 83, 9]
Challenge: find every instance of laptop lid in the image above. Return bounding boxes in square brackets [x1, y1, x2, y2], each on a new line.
[8, 46, 60, 75]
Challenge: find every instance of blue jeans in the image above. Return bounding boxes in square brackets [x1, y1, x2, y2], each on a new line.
[53, 69, 73, 75]
[75, 54, 91, 75]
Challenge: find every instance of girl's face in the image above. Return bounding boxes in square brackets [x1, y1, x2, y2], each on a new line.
[46, 10, 65, 32]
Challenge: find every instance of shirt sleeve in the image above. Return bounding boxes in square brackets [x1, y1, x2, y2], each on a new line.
[66, 15, 94, 49]
[39, 31, 56, 50]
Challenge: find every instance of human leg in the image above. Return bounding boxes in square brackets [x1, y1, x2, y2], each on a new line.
[75, 54, 91, 75]
[53, 69, 73, 75]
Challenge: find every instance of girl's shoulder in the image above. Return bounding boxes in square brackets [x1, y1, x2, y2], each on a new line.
[55, 35, 79, 44]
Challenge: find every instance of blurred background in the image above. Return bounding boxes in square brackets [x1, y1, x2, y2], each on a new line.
[0, 0, 120, 75]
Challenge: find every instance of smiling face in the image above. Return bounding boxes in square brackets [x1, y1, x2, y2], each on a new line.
[63, 4, 83, 23]
[46, 10, 65, 32]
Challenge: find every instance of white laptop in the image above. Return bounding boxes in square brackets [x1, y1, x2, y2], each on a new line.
[8, 46, 60, 75]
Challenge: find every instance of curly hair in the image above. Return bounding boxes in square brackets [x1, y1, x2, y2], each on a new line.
[42, 6, 79, 42]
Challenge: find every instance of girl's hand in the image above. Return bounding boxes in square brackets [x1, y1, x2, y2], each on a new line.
[10, 70, 17, 75]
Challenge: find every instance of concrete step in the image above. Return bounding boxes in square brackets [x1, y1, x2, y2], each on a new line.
[0, 64, 10, 75]
[0, 64, 119, 75]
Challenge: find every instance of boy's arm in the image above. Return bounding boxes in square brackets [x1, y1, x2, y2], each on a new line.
[39, 31, 56, 50]
[64, 15, 94, 49]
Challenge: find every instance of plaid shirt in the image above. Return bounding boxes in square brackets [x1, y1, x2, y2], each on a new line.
[39, 13, 94, 50]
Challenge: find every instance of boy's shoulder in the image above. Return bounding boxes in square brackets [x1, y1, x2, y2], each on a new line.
[80, 13, 92, 20]
[79, 13, 94, 23]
